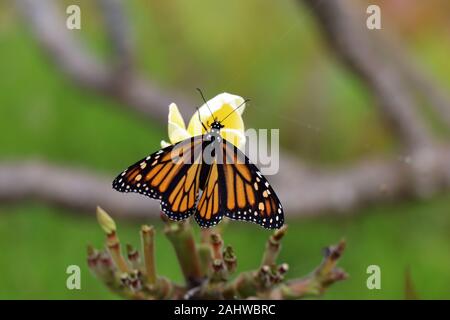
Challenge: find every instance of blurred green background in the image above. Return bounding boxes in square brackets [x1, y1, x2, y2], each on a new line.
[1, 0, 450, 299]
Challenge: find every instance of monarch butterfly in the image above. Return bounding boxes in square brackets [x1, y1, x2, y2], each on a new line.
[112, 95, 284, 229]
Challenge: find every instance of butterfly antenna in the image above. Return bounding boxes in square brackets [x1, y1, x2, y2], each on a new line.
[220, 99, 250, 123]
[196, 105, 208, 131]
[196, 88, 215, 120]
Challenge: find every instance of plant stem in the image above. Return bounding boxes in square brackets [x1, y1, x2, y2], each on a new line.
[223, 245, 237, 274]
[126, 244, 141, 270]
[106, 232, 130, 273]
[197, 243, 212, 276]
[261, 225, 288, 267]
[271, 239, 347, 299]
[164, 220, 204, 287]
[141, 225, 157, 285]
[210, 233, 223, 260]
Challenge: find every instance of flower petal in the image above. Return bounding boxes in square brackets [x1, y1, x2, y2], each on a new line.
[221, 128, 246, 150]
[160, 140, 171, 148]
[167, 103, 190, 144]
[203, 92, 246, 115]
[187, 93, 246, 148]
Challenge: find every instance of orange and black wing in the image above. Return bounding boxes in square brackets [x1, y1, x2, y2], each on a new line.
[194, 160, 224, 228]
[220, 139, 284, 229]
[113, 136, 204, 221]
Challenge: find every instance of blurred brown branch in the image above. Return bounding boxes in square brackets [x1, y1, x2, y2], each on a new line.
[0, 160, 159, 219]
[404, 266, 419, 300]
[7, 0, 450, 218]
[301, 0, 433, 151]
[380, 32, 450, 129]
[15, 0, 190, 123]
[3, 146, 450, 218]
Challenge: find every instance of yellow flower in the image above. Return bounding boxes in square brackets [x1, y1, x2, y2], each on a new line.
[161, 93, 246, 149]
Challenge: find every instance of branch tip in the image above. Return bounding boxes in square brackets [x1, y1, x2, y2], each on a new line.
[273, 225, 288, 241]
[96, 206, 116, 234]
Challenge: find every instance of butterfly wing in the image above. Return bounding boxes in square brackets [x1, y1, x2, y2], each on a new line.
[220, 139, 284, 229]
[194, 137, 284, 229]
[112, 136, 204, 221]
[194, 160, 224, 228]
[113, 134, 284, 229]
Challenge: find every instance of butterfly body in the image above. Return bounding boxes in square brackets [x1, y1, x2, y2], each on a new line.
[113, 120, 284, 229]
